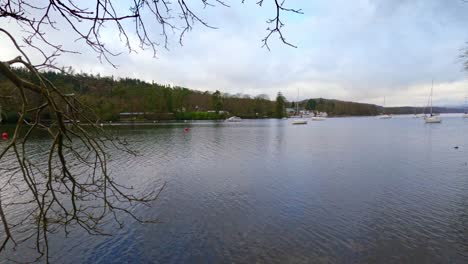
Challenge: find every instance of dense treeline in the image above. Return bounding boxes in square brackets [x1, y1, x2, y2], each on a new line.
[300, 99, 463, 116]
[0, 68, 275, 122]
[3, 68, 459, 123]
[385, 106, 464, 115]
[301, 98, 380, 116]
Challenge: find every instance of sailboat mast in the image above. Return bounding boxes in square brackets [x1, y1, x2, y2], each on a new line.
[465, 96, 468, 114]
[296, 88, 299, 115]
[430, 80, 434, 116]
[383, 96, 386, 114]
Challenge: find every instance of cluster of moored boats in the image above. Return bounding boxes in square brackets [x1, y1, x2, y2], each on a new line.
[291, 113, 327, 125]
[226, 114, 327, 124]
[373, 81, 468, 124]
[377, 114, 443, 123]
[228, 81, 468, 125]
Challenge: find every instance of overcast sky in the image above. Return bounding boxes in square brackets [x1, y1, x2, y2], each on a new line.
[2, 0, 468, 106]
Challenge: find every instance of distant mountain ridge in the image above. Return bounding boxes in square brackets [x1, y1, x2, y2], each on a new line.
[297, 98, 379, 116]
[299, 98, 464, 116]
[384, 106, 464, 114]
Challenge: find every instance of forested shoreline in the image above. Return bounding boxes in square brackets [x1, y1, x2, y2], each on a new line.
[0, 68, 462, 123]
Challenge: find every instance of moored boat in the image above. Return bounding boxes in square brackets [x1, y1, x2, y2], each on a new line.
[311, 116, 326, 121]
[377, 114, 392, 119]
[424, 80, 442, 124]
[378, 97, 392, 119]
[226, 116, 242, 122]
[292, 119, 308, 125]
[292, 89, 307, 125]
[424, 115, 442, 123]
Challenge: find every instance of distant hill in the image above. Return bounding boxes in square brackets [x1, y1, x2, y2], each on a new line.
[297, 98, 380, 116]
[299, 98, 464, 116]
[0, 68, 275, 121]
[384, 106, 464, 115]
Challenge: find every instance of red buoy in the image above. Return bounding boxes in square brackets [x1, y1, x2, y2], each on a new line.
[2, 132, 8, 140]
[184, 127, 189, 133]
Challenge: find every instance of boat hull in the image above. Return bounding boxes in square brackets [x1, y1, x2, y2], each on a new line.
[378, 115, 392, 119]
[311, 117, 326, 121]
[292, 120, 308, 125]
[424, 116, 442, 123]
[226, 116, 242, 122]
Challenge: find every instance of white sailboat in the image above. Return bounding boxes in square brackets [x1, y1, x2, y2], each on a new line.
[292, 89, 307, 125]
[424, 80, 442, 123]
[292, 119, 308, 125]
[378, 96, 392, 119]
[311, 111, 326, 121]
[412, 106, 420, 118]
[311, 116, 326, 121]
[463, 96, 468, 118]
[226, 116, 242, 122]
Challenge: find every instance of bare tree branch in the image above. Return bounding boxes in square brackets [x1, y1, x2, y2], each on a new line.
[0, 0, 302, 262]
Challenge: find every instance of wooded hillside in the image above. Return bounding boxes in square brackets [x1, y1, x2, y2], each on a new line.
[1, 69, 460, 122]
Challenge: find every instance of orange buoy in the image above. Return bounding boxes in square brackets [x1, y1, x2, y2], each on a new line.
[2, 132, 8, 140]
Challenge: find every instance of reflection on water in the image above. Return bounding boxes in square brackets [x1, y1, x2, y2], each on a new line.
[2, 116, 468, 263]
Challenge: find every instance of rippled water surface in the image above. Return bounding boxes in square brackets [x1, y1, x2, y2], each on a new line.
[3, 116, 468, 263]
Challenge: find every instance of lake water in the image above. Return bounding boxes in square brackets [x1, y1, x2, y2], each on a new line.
[2, 115, 468, 263]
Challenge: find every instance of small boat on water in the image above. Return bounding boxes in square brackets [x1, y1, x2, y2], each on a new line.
[412, 107, 421, 118]
[378, 97, 392, 119]
[311, 116, 326, 121]
[311, 111, 327, 121]
[424, 80, 441, 124]
[292, 89, 307, 125]
[292, 119, 308, 125]
[377, 114, 392, 119]
[425, 115, 442, 123]
[226, 116, 242, 122]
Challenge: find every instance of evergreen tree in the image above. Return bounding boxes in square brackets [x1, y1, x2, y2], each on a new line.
[305, 99, 316, 111]
[212, 90, 223, 113]
[275, 92, 286, 118]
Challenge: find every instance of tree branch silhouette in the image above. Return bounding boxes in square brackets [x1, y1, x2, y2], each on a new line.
[0, 0, 301, 262]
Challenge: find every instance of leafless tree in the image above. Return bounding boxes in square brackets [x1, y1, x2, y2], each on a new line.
[0, 0, 301, 262]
